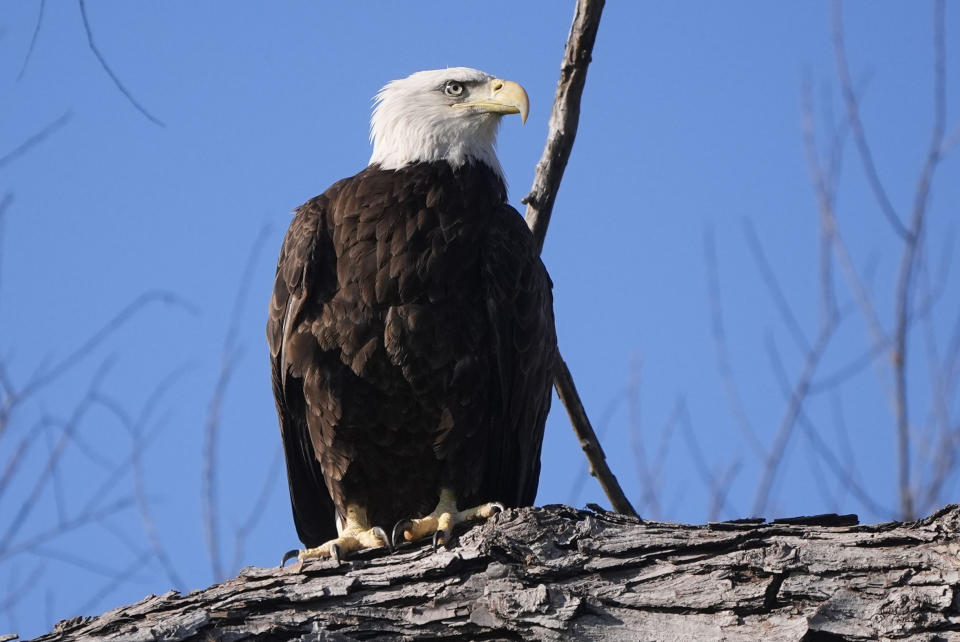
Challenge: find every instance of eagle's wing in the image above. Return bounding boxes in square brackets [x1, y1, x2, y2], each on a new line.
[475, 205, 557, 508]
[267, 194, 340, 547]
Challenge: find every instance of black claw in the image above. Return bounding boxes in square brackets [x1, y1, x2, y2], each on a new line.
[372, 526, 392, 552]
[432, 529, 451, 551]
[490, 502, 505, 515]
[392, 519, 413, 549]
[330, 543, 341, 566]
[280, 549, 300, 567]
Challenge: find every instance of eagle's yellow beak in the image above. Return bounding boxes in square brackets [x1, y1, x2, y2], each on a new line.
[454, 78, 529, 124]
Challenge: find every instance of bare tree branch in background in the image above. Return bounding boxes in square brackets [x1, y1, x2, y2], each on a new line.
[831, 2, 909, 241]
[76, 0, 165, 127]
[202, 225, 271, 582]
[0, 111, 200, 621]
[832, 0, 950, 520]
[17, 0, 46, 80]
[704, 227, 765, 459]
[0, 112, 71, 171]
[0, 194, 11, 323]
[521, 0, 637, 518]
[728, 0, 957, 521]
[89, 366, 192, 591]
[675, 398, 740, 521]
[228, 448, 283, 576]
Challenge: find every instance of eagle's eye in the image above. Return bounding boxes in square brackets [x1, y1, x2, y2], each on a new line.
[443, 81, 464, 97]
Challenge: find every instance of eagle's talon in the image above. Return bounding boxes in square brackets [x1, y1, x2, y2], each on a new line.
[280, 549, 300, 567]
[330, 543, 342, 566]
[489, 502, 505, 516]
[392, 519, 413, 549]
[372, 526, 392, 552]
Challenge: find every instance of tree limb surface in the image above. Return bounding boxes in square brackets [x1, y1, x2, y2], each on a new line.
[26, 504, 960, 641]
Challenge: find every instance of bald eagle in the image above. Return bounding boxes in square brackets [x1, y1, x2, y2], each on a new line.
[268, 68, 556, 563]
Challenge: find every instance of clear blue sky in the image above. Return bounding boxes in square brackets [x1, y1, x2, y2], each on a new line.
[2, 1, 958, 637]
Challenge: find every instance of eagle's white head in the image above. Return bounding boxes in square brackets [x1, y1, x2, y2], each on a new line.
[368, 67, 529, 180]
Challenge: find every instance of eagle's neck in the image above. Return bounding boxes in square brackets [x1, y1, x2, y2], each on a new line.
[366, 160, 508, 206]
[368, 113, 504, 181]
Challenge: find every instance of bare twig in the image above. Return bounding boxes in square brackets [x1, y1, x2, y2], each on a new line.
[753, 320, 837, 517]
[91, 366, 190, 591]
[703, 227, 765, 457]
[831, 0, 909, 240]
[553, 358, 636, 516]
[77, 0, 165, 127]
[16, 290, 196, 404]
[0, 496, 135, 561]
[17, 0, 46, 80]
[742, 219, 811, 354]
[0, 361, 113, 553]
[523, 0, 604, 253]
[0, 112, 71, 170]
[566, 387, 629, 505]
[203, 225, 271, 581]
[888, 0, 946, 520]
[74, 549, 152, 617]
[0, 194, 11, 342]
[0, 434, 32, 505]
[767, 336, 891, 518]
[28, 546, 147, 583]
[647, 396, 681, 518]
[627, 359, 657, 516]
[520, 0, 635, 516]
[229, 447, 283, 576]
[677, 399, 740, 521]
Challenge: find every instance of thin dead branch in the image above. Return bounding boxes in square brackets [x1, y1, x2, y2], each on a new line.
[520, 0, 636, 517]
[566, 387, 628, 505]
[627, 358, 658, 516]
[831, 0, 909, 240]
[703, 227, 765, 458]
[888, 0, 946, 520]
[17, 0, 46, 80]
[0, 361, 114, 554]
[767, 333, 892, 518]
[676, 399, 740, 521]
[91, 367, 190, 591]
[0, 194, 11, 319]
[753, 320, 837, 517]
[77, 0, 165, 127]
[0, 496, 136, 562]
[742, 219, 811, 355]
[0, 112, 71, 170]
[13, 290, 196, 407]
[523, 0, 604, 253]
[229, 447, 283, 576]
[553, 358, 636, 517]
[202, 225, 271, 581]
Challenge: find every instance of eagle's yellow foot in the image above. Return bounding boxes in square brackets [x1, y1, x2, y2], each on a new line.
[391, 488, 504, 550]
[281, 524, 389, 568]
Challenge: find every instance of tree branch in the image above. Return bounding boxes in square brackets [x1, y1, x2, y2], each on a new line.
[30, 504, 960, 641]
[77, 0, 165, 127]
[522, 0, 635, 517]
[523, 0, 604, 253]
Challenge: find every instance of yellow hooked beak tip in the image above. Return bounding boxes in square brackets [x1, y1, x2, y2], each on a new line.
[453, 78, 530, 124]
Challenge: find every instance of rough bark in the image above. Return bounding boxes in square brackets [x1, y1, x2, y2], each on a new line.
[25, 504, 960, 641]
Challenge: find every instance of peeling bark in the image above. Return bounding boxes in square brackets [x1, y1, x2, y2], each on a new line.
[26, 504, 960, 641]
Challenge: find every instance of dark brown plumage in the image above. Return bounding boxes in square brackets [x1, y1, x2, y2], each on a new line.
[268, 160, 556, 548]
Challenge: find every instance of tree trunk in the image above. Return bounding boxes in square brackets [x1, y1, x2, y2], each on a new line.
[27, 504, 960, 641]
